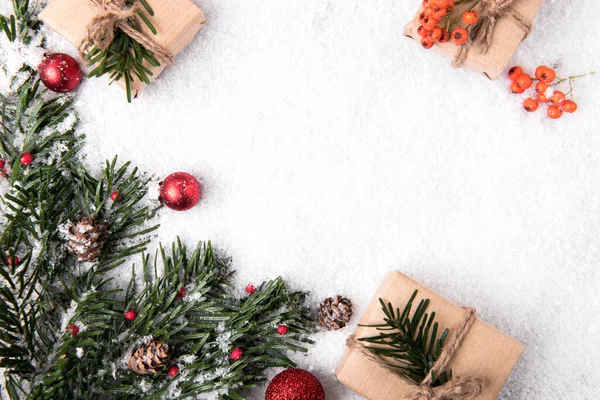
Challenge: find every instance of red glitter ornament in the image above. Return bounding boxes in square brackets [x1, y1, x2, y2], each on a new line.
[277, 325, 289, 335]
[168, 365, 179, 377]
[38, 53, 82, 93]
[20, 153, 34, 166]
[110, 191, 122, 202]
[124, 310, 137, 321]
[231, 347, 243, 360]
[245, 284, 256, 295]
[158, 172, 201, 211]
[265, 368, 325, 400]
[66, 324, 79, 336]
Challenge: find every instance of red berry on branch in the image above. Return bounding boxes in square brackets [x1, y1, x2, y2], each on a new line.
[561, 100, 578, 113]
[424, 6, 434, 17]
[231, 348, 243, 360]
[20, 153, 34, 166]
[550, 90, 565, 105]
[432, 6, 447, 19]
[245, 284, 256, 295]
[7, 256, 19, 267]
[66, 324, 79, 336]
[110, 191, 122, 202]
[178, 287, 186, 298]
[428, 26, 443, 42]
[38, 53, 82, 93]
[168, 365, 179, 377]
[417, 25, 429, 38]
[451, 28, 468, 45]
[523, 98, 539, 112]
[535, 81, 548, 94]
[423, 17, 438, 30]
[277, 325, 289, 335]
[510, 81, 525, 94]
[0, 160, 4, 169]
[536, 92, 549, 103]
[547, 105, 563, 119]
[421, 36, 434, 49]
[508, 66, 523, 81]
[535, 66, 556, 83]
[438, 28, 450, 43]
[124, 310, 137, 321]
[462, 10, 479, 24]
[158, 172, 201, 212]
[515, 74, 533, 90]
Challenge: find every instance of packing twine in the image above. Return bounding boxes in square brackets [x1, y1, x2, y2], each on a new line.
[452, 0, 532, 67]
[79, 0, 174, 64]
[347, 307, 484, 400]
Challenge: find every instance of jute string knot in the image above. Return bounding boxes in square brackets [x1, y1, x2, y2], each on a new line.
[79, 0, 174, 64]
[452, 0, 531, 67]
[347, 307, 483, 400]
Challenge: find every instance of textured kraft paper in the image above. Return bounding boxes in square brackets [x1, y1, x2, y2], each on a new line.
[403, 0, 544, 80]
[39, 0, 206, 96]
[336, 272, 524, 400]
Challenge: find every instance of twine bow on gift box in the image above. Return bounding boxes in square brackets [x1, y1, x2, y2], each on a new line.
[78, 0, 174, 64]
[348, 307, 484, 400]
[453, 0, 532, 67]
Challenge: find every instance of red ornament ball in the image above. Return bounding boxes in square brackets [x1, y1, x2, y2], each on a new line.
[231, 347, 243, 360]
[245, 284, 256, 295]
[38, 53, 82, 93]
[66, 324, 79, 336]
[124, 310, 137, 321]
[158, 172, 201, 211]
[168, 365, 179, 377]
[20, 153, 34, 166]
[277, 325, 289, 335]
[265, 368, 325, 400]
[110, 191, 122, 202]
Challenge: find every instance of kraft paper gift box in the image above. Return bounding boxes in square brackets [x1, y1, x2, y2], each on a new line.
[336, 271, 525, 400]
[403, 0, 544, 80]
[39, 0, 206, 97]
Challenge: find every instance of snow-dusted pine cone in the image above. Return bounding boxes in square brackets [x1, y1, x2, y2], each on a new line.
[317, 295, 353, 331]
[128, 340, 170, 375]
[66, 216, 106, 262]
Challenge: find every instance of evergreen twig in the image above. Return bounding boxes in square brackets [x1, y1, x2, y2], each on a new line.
[358, 290, 451, 386]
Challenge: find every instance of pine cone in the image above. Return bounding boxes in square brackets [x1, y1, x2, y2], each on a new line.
[128, 340, 170, 375]
[66, 216, 106, 262]
[317, 295, 353, 331]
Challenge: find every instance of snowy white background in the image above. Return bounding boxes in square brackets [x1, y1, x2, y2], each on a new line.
[3, 0, 600, 398]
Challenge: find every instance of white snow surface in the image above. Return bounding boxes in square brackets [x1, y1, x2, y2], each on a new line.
[8, 0, 600, 398]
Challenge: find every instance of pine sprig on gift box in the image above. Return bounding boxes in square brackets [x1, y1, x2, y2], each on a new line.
[358, 290, 451, 386]
[84, 0, 162, 103]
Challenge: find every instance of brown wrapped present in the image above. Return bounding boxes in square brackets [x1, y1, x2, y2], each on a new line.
[336, 271, 524, 400]
[39, 0, 206, 97]
[404, 0, 544, 80]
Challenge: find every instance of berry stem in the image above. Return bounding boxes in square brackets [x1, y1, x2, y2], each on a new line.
[448, 0, 480, 26]
[552, 71, 596, 86]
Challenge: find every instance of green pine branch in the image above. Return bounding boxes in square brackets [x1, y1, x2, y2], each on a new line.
[358, 290, 451, 386]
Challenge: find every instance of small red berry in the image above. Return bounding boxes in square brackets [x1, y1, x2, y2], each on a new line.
[231, 348, 243, 360]
[438, 28, 450, 43]
[0, 160, 4, 169]
[422, 0, 430, 7]
[508, 66, 523, 81]
[451, 28, 468, 45]
[124, 310, 137, 321]
[168, 365, 179, 377]
[535, 81, 548, 94]
[561, 100, 578, 113]
[178, 287, 186, 298]
[550, 90, 565, 105]
[423, 17, 438, 30]
[277, 325, 289, 335]
[66, 324, 79, 336]
[428, 26, 443, 41]
[536, 92, 549, 103]
[110, 191, 122, 202]
[523, 98, 539, 112]
[462, 10, 479, 24]
[421, 36, 435, 49]
[547, 105, 563, 119]
[20, 153, 34, 166]
[515, 74, 533, 90]
[418, 11, 427, 24]
[432, 6, 447, 20]
[417, 25, 429, 37]
[424, 6, 434, 17]
[510, 81, 525, 94]
[245, 284, 256, 294]
[7, 256, 19, 267]
[535, 66, 556, 83]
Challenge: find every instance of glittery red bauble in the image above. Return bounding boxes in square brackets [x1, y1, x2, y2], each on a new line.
[66, 324, 79, 336]
[38, 53, 82, 93]
[277, 325, 289, 335]
[158, 172, 201, 211]
[20, 152, 34, 165]
[265, 369, 325, 400]
[245, 284, 256, 295]
[168, 366, 179, 377]
[231, 347, 243, 360]
[124, 310, 137, 321]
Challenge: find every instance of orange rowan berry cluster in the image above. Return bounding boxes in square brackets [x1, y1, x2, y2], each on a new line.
[508, 65, 594, 120]
[417, 0, 480, 49]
